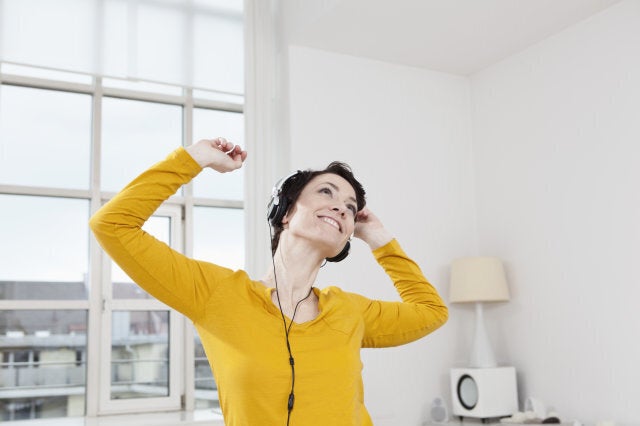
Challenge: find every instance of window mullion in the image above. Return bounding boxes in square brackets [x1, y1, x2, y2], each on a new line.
[86, 75, 104, 417]
[183, 87, 196, 411]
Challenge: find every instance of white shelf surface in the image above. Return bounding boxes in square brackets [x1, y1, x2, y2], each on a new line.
[1, 410, 225, 426]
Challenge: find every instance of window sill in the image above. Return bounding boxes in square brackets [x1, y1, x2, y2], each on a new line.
[1, 410, 225, 426]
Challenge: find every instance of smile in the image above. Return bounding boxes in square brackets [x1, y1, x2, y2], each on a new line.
[319, 216, 341, 232]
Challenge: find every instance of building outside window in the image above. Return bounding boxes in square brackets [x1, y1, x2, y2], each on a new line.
[0, 0, 244, 421]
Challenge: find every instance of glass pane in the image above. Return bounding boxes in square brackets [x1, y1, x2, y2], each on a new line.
[192, 109, 244, 200]
[0, 310, 87, 421]
[101, 97, 182, 192]
[0, 85, 91, 189]
[194, 326, 218, 411]
[111, 311, 169, 400]
[103, 0, 190, 88]
[135, 3, 186, 87]
[193, 207, 244, 270]
[1, 0, 97, 74]
[0, 195, 89, 300]
[193, 4, 244, 94]
[2, 0, 243, 92]
[112, 216, 171, 299]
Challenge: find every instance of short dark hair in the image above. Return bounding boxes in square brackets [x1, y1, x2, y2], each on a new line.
[270, 161, 366, 255]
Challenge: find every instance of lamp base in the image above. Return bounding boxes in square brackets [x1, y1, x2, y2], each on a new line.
[469, 302, 497, 368]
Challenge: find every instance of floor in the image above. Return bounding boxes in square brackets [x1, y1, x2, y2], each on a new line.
[2, 409, 225, 426]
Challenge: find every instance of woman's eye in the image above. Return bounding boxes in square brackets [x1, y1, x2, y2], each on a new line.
[348, 205, 357, 215]
[320, 187, 332, 196]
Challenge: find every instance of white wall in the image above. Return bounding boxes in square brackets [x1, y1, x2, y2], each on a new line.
[285, 2, 640, 424]
[471, 1, 640, 423]
[288, 46, 477, 425]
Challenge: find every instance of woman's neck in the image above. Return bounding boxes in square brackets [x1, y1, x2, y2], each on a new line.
[262, 237, 324, 307]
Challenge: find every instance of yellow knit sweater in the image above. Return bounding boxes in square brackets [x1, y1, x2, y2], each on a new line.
[89, 148, 448, 425]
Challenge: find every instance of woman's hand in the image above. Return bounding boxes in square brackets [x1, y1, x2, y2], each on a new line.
[354, 207, 393, 250]
[186, 137, 247, 173]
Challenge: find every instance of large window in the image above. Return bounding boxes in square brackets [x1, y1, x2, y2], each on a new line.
[0, 0, 244, 422]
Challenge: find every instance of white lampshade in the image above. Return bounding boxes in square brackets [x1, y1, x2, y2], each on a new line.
[450, 257, 509, 303]
[450, 256, 510, 367]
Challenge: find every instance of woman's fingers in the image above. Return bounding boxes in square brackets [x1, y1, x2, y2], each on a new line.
[187, 138, 247, 172]
[356, 207, 371, 223]
[213, 137, 233, 152]
[213, 138, 246, 160]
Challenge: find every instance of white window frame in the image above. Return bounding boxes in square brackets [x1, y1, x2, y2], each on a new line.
[98, 205, 184, 415]
[0, 66, 245, 420]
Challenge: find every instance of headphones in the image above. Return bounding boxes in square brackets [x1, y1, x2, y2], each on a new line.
[267, 171, 351, 263]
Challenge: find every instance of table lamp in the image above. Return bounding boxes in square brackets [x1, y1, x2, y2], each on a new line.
[450, 256, 509, 368]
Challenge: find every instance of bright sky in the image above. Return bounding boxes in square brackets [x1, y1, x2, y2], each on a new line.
[0, 84, 245, 288]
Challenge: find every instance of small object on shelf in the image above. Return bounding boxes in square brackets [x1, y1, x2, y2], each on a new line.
[524, 397, 546, 419]
[451, 367, 518, 419]
[500, 410, 564, 424]
[429, 397, 449, 423]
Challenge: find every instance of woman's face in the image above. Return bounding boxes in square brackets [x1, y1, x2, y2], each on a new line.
[283, 173, 357, 256]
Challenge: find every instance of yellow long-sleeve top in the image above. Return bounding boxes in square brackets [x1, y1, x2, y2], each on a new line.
[89, 148, 448, 426]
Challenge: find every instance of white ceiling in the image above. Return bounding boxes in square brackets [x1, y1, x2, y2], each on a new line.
[283, 0, 621, 75]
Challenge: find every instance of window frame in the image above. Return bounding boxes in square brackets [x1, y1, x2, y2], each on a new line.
[98, 205, 183, 415]
[0, 67, 244, 420]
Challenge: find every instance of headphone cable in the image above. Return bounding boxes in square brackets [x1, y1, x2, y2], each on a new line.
[268, 224, 314, 426]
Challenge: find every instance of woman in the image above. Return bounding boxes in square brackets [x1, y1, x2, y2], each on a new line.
[90, 137, 448, 426]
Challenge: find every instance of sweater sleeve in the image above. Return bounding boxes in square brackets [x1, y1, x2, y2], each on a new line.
[353, 239, 448, 348]
[89, 147, 236, 321]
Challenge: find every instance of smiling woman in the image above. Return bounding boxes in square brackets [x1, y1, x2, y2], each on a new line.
[267, 161, 365, 263]
[89, 138, 449, 426]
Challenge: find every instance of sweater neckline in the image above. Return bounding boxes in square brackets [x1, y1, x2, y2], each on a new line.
[257, 281, 325, 327]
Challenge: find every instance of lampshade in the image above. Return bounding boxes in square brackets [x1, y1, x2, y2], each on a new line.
[450, 257, 509, 303]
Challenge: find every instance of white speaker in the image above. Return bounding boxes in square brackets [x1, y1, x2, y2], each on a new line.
[450, 366, 518, 419]
[429, 397, 449, 423]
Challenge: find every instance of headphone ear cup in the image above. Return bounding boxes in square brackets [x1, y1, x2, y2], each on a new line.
[267, 194, 279, 224]
[268, 171, 299, 227]
[326, 240, 350, 263]
[267, 196, 278, 223]
[268, 196, 288, 227]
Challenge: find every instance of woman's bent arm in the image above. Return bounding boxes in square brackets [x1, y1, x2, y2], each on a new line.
[89, 147, 236, 320]
[353, 239, 448, 348]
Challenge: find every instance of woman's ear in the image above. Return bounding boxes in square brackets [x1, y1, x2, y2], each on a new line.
[282, 205, 296, 227]
[280, 214, 289, 229]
